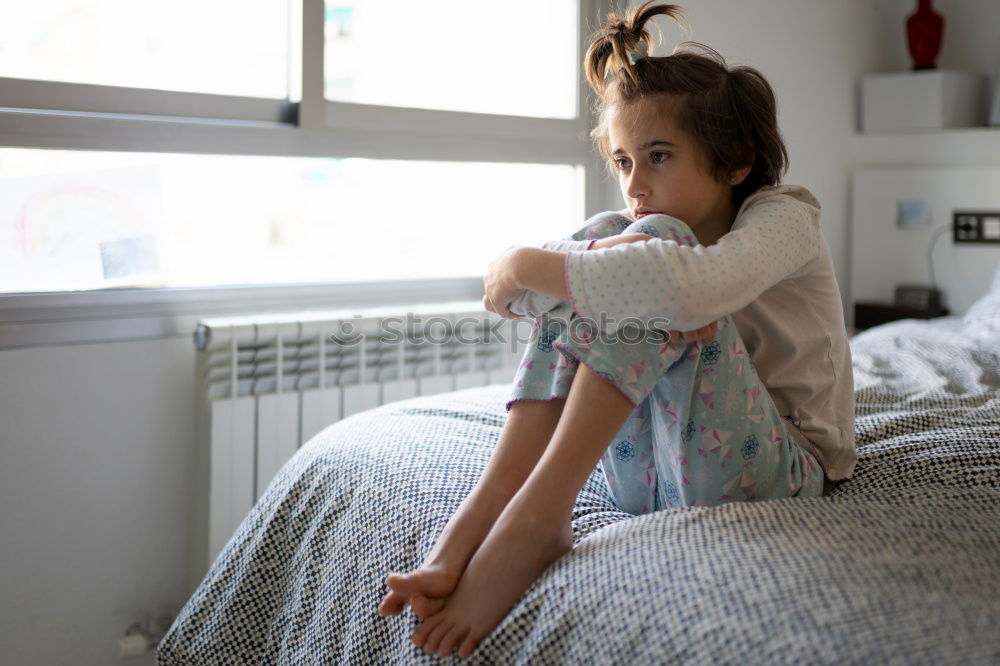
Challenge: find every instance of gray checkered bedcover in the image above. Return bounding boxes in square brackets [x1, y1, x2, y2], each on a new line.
[158, 317, 1000, 665]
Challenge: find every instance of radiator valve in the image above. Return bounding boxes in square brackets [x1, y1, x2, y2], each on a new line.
[117, 614, 172, 660]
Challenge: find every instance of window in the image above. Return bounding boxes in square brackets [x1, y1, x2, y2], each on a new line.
[0, 1, 609, 345]
[0, 148, 582, 292]
[323, 1, 578, 118]
[1, 1, 292, 98]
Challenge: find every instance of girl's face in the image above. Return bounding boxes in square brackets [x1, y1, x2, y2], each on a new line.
[607, 96, 742, 245]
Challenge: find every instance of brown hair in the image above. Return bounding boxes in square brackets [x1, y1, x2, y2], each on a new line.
[585, 1, 788, 208]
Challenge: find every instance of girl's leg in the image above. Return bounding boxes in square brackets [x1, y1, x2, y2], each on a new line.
[498, 214, 700, 518]
[419, 334, 826, 658]
[413, 215, 820, 657]
[414, 272, 698, 655]
[641, 314, 825, 509]
[382, 215, 638, 618]
[500, 212, 823, 516]
[379, 396, 565, 617]
[381, 312, 582, 617]
[396, 212, 705, 621]
[582, 215, 826, 510]
[548, 213, 706, 515]
[412, 359, 658, 659]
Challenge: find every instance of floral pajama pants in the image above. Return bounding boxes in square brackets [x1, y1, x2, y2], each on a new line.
[506, 213, 824, 516]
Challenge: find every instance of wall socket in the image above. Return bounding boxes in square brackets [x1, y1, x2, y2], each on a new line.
[953, 211, 1000, 244]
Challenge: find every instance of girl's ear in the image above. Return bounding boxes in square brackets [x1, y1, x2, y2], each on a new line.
[729, 165, 752, 185]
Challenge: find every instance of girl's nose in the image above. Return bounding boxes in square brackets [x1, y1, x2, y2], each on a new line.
[626, 169, 650, 200]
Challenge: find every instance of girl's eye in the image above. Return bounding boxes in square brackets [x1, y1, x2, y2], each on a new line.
[614, 158, 631, 170]
[651, 151, 670, 164]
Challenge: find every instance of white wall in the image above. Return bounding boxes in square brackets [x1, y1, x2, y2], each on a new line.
[0, 337, 194, 665]
[851, 167, 1000, 315]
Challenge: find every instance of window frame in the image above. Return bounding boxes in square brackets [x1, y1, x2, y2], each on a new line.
[0, 0, 616, 349]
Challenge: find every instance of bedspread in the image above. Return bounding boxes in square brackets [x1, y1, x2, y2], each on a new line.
[158, 317, 1000, 665]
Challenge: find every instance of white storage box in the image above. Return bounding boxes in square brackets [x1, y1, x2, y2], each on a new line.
[861, 70, 985, 132]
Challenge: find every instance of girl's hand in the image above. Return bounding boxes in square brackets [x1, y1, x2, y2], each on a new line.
[668, 320, 719, 346]
[483, 245, 527, 319]
[590, 232, 654, 250]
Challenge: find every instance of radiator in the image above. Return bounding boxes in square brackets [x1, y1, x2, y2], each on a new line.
[191, 300, 525, 580]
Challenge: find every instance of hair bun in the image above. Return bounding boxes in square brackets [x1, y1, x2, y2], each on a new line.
[585, 2, 687, 96]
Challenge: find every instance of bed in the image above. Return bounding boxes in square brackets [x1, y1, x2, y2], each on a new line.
[157, 279, 1000, 665]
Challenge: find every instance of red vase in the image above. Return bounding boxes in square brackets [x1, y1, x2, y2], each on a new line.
[906, 0, 944, 70]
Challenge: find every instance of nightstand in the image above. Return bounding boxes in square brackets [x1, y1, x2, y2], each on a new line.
[853, 301, 949, 332]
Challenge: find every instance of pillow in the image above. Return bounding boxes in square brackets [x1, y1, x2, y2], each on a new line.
[962, 263, 1000, 336]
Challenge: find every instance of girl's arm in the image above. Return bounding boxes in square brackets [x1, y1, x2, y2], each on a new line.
[484, 238, 719, 345]
[485, 212, 641, 317]
[482, 246, 566, 318]
[483, 233, 652, 318]
[561, 187, 822, 332]
[486, 186, 822, 338]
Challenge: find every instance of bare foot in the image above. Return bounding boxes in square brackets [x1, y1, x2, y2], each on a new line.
[410, 498, 574, 659]
[379, 566, 457, 619]
[378, 489, 508, 618]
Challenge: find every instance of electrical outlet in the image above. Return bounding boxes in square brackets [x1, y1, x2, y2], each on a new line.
[953, 211, 1000, 244]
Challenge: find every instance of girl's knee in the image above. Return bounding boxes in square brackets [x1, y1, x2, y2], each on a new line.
[621, 214, 697, 247]
[581, 211, 635, 241]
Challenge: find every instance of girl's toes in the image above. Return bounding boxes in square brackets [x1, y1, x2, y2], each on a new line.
[377, 590, 404, 616]
[437, 624, 468, 659]
[411, 615, 440, 647]
[411, 594, 446, 619]
[385, 572, 417, 594]
[423, 617, 453, 655]
[458, 633, 481, 659]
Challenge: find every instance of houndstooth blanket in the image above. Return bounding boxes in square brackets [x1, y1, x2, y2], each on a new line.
[158, 317, 1000, 665]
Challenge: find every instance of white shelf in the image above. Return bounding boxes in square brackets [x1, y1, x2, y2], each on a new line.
[861, 71, 986, 133]
[853, 126, 1000, 166]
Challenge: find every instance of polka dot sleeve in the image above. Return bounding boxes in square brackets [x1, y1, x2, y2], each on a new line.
[564, 186, 822, 332]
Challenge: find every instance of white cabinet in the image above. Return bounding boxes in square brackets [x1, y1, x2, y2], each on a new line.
[861, 70, 987, 132]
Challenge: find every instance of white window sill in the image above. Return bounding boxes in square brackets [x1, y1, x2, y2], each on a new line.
[0, 277, 484, 349]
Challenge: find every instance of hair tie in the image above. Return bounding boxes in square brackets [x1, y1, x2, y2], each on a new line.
[628, 40, 648, 65]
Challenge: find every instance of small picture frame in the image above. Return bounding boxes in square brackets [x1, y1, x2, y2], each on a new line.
[897, 199, 931, 228]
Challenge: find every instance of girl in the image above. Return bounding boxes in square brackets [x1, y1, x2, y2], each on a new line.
[379, 2, 857, 659]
